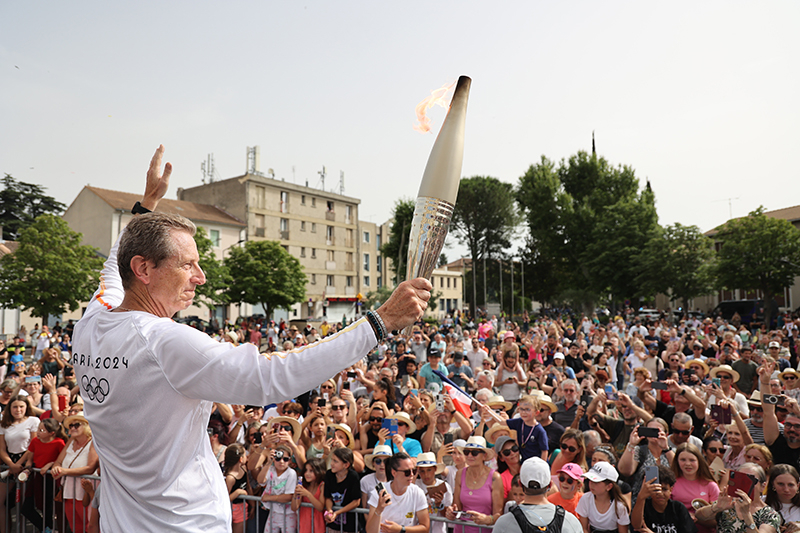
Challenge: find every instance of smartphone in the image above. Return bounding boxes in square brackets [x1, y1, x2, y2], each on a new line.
[728, 471, 757, 499]
[323, 393, 330, 401]
[410, 389, 419, 397]
[25, 376, 41, 384]
[604, 385, 618, 401]
[651, 381, 668, 390]
[638, 427, 660, 438]
[253, 432, 263, 444]
[347, 371, 357, 379]
[58, 395, 67, 411]
[644, 465, 659, 483]
[443, 433, 454, 446]
[342, 382, 350, 390]
[376, 482, 392, 504]
[381, 418, 398, 437]
[317, 398, 327, 407]
[436, 394, 445, 412]
[710, 404, 732, 425]
[455, 512, 473, 521]
[683, 368, 694, 378]
[327, 426, 335, 440]
[712, 377, 721, 388]
[580, 394, 592, 408]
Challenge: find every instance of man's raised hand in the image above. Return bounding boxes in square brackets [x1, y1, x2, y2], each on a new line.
[142, 144, 172, 211]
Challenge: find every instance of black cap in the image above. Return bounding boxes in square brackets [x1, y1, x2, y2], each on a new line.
[453, 352, 464, 361]
[429, 348, 442, 358]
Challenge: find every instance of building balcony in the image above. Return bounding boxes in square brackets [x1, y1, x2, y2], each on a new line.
[345, 287, 356, 296]
[344, 239, 354, 248]
[254, 227, 266, 237]
[327, 238, 335, 246]
[345, 261, 354, 271]
[280, 230, 289, 240]
[325, 211, 336, 221]
[326, 285, 336, 294]
[326, 261, 336, 271]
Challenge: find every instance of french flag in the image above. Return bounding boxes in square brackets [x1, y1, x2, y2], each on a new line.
[432, 370, 474, 418]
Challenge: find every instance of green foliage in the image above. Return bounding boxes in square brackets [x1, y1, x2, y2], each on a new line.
[364, 285, 393, 310]
[224, 240, 307, 317]
[636, 223, 716, 310]
[438, 253, 448, 267]
[517, 151, 659, 308]
[193, 227, 232, 310]
[0, 214, 103, 322]
[380, 198, 415, 284]
[714, 207, 800, 326]
[428, 289, 443, 312]
[0, 175, 66, 240]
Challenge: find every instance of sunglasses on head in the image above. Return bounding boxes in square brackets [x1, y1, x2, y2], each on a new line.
[558, 475, 576, 485]
[464, 449, 485, 457]
[501, 445, 520, 456]
[396, 468, 416, 477]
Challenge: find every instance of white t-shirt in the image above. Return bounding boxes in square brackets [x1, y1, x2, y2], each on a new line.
[0, 417, 40, 454]
[494, 503, 583, 533]
[360, 472, 384, 502]
[261, 465, 298, 533]
[575, 492, 630, 530]
[367, 482, 428, 527]
[780, 502, 800, 523]
[414, 479, 453, 533]
[74, 230, 378, 533]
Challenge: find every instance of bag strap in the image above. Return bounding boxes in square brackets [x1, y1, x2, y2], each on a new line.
[510, 505, 538, 533]
[510, 504, 566, 533]
[546, 506, 565, 533]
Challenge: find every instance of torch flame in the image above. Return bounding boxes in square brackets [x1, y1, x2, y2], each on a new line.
[413, 81, 456, 133]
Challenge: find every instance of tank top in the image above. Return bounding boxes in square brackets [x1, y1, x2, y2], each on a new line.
[228, 471, 247, 503]
[457, 467, 495, 533]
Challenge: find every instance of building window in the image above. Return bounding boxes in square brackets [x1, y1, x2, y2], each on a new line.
[255, 185, 266, 209]
[282, 245, 289, 252]
[311, 273, 316, 284]
[311, 223, 317, 233]
[280, 191, 288, 213]
[327, 200, 334, 212]
[300, 247, 306, 258]
[363, 231, 370, 244]
[327, 226, 334, 240]
[301, 221, 306, 231]
[377, 256, 382, 271]
[440, 277, 444, 288]
[363, 253, 370, 272]
[453, 278, 457, 289]
[364, 276, 370, 287]
[376, 234, 381, 248]
[327, 250, 335, 262]
[312, 197, 316, 207]
[377, 276, 382, 289]
[301, 195, 306, 205]
[327, 275, 334, 287]
[346, 205, 353, 223]
[447, 278, 450, 288]
[255, 214, 265, 228]
[280, 218, 289, 231]
[209, 229, 220, 247]
[311, 248, 317, 258]
[440, 299, 445, 311]
[346, 276, 353, 287]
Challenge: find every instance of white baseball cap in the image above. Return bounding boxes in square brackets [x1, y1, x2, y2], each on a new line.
[582, 461, 619, 483]
[519, 457, 551, 490]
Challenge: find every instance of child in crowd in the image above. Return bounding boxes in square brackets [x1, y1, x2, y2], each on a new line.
[503, 395, 549, 461]
[576, 462, 631, 533]
[259, 445, 299, 533]
[324, 447, 361, 533]
[20, 417, 66, 532]
[293, 457, 327, 533]
[631, 465, 697, 533]
[548, 463, 583, 517]
[503, 474, 526, 513]
[224, 444, 250, 533]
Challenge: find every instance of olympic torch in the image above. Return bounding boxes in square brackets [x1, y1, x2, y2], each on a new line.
[403, 75, 471, 336]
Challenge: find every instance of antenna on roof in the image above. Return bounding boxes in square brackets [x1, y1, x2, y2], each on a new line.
[318, 165, 326, 191]
[201, 154, 215, 184]
[247, 146, 264, 176]
[339, 171, 345, 195]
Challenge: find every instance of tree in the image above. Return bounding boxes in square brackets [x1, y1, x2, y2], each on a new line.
[517, 151, 659, 311]
[451, 176, 519, 316]
[438, 253, 448, 267]
[224, 240, 307, 317]
[364, 285, 392, 310]
[0, 214, 103, 323]
[380, 198, 415, 284]
[192, 227, 232, 310]
[0, 175, 67, 240]
[714, 207, 800, 328]
[636, 223, 716, 311]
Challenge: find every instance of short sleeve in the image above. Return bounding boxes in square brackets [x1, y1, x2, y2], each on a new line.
[575, 492, 591, 517]
[616, 501, 630, 525]
[324, 471, 335, 499]
[534, 424, 549, 451]
[282, 470, 298, 494]
[344, 472, 361, 505]
[412, 485, 428, 512]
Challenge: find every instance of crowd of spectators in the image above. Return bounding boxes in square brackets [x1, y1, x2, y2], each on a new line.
[3, 309, 800, 533]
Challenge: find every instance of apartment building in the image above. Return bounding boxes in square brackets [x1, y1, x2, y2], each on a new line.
[429, 267, 463, 319]
[178, 173, 364, 321]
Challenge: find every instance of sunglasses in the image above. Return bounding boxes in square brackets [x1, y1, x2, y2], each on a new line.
[370, 417, 384, 423]
[708, 447, 725, 454]
[321, 385, 335, 390]
[558, 475, 576, 485]
[671, 429, 691, 436]
[331, 405, 346, 410]
[398, 422, 409, 428]
[373, 458, 385, 466]
[561, 444, 578, 453]
[68, 423, 82, 430]
[718, 375, 732, 380]
[501, 445, 520, 456]
[281, 425, 293, 432]
[274, 456, 291, 462]
[396, 468, 417, 477]
[750, 406, 763, 412]
[785, 376, 798, 381]
[464, 449, 485, 457]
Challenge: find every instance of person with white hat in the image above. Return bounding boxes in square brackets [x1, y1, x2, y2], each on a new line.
[361, 445, 392, 507]
[366, 452, 430, 533]
[445, 436, 504, 532]
[382, 411, 423, 457]
[414, 452, 453, 533]
[708, 364, 750, 417]
[492, 457, 582, 533]
[576, 462, 630, 533]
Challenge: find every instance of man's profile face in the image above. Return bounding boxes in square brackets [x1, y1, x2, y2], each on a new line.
[146, 230, 206, 317]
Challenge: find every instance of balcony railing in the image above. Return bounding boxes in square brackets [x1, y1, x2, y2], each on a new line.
[325, 211, 336, 221]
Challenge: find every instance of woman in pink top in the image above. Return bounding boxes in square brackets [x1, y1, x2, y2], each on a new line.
[445, 437, 503, 533]
[671, 443, 719, 533]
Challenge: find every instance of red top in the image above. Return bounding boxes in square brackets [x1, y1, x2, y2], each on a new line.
[27, 437, 66, 468]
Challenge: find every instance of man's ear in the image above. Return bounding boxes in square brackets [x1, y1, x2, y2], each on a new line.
[129, 255, 155, 286]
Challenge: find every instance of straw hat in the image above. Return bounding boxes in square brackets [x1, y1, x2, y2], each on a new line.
[457, 436, 495, 459]
[330, 424, 355, 449]
[386, 411, 417, 434]
[780, 369, 800, 384]
[747, 390, 762, 406]
[685, 359, 709, 374]
[709, 364, 740, 383]
[63, 414, 89, 430]
[536, 394, 558, 413]
[415, 452, 445, 474]
[364, 444, 392, 470]
[266, 416, 302, 442]
[486, 395, 513, 412]
[485, 424, 518, 445]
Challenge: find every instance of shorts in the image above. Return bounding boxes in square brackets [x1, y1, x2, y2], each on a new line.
[232, 502, 248, 523]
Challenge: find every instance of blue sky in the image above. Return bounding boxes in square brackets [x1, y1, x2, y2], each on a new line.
[2, 1, 798, 258]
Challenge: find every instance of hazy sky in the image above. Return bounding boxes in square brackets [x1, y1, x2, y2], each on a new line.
[2, 1, 798, 259]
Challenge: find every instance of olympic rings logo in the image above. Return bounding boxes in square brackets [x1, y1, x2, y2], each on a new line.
[81, 375, 110, 404]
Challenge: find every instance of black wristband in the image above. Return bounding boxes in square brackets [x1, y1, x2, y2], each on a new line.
[131, 201, 152, 215]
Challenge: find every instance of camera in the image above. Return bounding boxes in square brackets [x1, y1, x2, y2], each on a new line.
[763, 394, 784, 406]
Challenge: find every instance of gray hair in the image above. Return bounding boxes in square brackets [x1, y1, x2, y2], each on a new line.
[477, 371, 494, 387]
[673, 412, 693, 426]
[0, 379, 18, 392]
[118, 212, 196, 290]
[583, 429, 602, 448]
[475, 387, 493, 402]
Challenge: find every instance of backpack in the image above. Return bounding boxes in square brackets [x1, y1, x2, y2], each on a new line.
[510, 504, 565, 533]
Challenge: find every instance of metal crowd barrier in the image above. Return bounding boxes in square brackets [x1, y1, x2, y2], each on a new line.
[2, 466, 493, 533]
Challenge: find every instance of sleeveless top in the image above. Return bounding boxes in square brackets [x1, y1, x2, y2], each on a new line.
[458, 467, 495, 533]
[228, 471, 247, 503]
